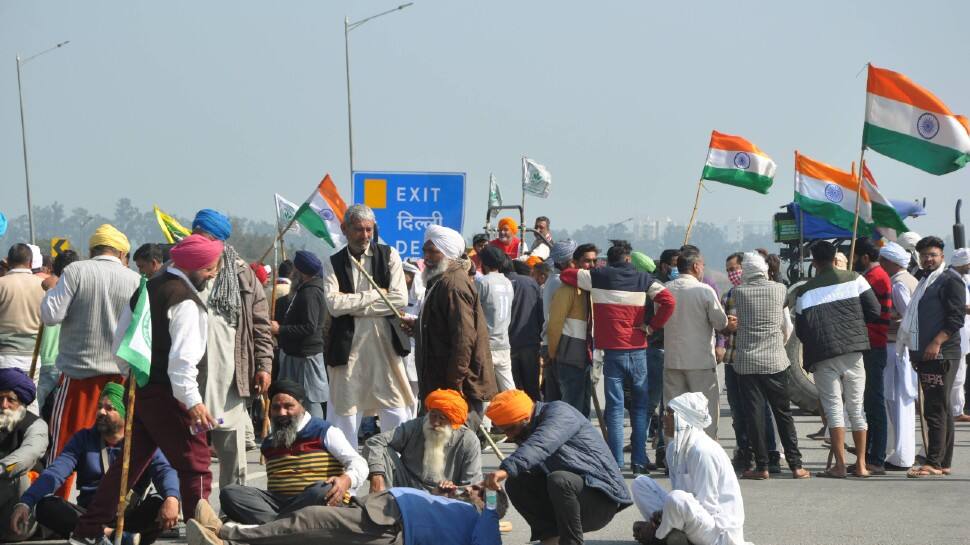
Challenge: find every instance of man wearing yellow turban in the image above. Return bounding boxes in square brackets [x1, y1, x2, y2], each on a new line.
[363, 389, 481, 494]
[88, 224, 131, 257]
[484, 390, 631, 545]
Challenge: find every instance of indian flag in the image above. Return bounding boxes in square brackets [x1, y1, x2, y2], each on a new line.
[863, 64, 970, 175]
[701, 131, 776, 194]
[862, 162, 909, 234]
[293, 174, 347, 248]
[795, 152, 871, 234]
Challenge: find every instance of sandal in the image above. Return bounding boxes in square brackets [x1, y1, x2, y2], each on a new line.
[906, 465, 943, 478]
[792, 468, 811, 480]
[815, 469, 847, 479]
[740, 469, 769, 480]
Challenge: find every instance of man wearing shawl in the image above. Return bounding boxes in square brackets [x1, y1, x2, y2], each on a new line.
[71, 234, 224, 544]
[407, 226, 496, 430]
[0, 369, 48, 542]
[41, 224, 140, 499]
[192, 209, 274, 489]
[364, 389, 481, 493]
[489, 217, 522, 259]
[631, 392, 748, 545]
[899, 237, 966, 478]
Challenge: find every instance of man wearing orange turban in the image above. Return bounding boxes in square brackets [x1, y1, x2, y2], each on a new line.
[362, 389, 481, 494]
[484, 390, 632, 545]
[489, 217, 522, 259]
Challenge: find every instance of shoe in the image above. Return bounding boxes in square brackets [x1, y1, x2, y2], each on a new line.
[187, 519, 224, 545]
[194, 498, 223, 535]
[631, 464, 650, 476]
[731, 450, 752, 472]
[767, 452, 782, 475]
[884, 462, 912, 472]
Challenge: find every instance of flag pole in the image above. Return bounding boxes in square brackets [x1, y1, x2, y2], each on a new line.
[683, 178, 704, 245]
[795, 150, 805, 277]
[848, 159, 864, 266]
[113, 373, 138, 545]
[520, 157, 527, 257]
[259, 186, 316, 264]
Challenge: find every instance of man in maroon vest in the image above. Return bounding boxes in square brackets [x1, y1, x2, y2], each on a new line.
[70, 234, 224, 545]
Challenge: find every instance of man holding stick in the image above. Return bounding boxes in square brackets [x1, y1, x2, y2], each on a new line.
[69, 234, 223, 545]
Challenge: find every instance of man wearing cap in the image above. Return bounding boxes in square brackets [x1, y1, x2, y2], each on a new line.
[631, 392, 748, 545]
[71, 234, 224, 544]
[11, 383, 180, 543]
[483, 390, 630, 545]
[271, 251, 328, 419]
[41, 224, 140, 499]
[364, 389, 481, 494]
[217, 379, 367, 525]
[0, 369, 48, 541]
[489, 217, 522, 259]
[192, 209, 274, 490]
[0, 244, 45, 374]
[476, 246, 516, 393]
[409, 225, 496, 430]
[323, 204, 414, 448]
[878, 242, 920, 470]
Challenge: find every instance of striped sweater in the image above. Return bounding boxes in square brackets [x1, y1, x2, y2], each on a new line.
[261, 416, 359, 497]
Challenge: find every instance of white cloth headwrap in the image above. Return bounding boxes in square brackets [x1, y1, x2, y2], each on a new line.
[897, 231, 922, 252]
[424, 225, 465, 259]
[953, 248, 970, 267]
[898, 261, 947, 356]
[879, 241, 911, 268]
[665, 392, 712, 482]
[741, 251, 768, 282]
[27, 244, 42, 270]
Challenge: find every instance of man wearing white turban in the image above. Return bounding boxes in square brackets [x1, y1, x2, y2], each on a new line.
[631, 392, 749, 545]
[877, 242, 920, 470]
[949, 248, 970, 424]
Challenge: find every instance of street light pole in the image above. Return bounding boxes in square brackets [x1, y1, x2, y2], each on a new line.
[16, 40, 70, 244]
[343, 3, 413, 196]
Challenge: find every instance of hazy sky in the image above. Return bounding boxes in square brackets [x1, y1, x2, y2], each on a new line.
[2, 0, 969, 240]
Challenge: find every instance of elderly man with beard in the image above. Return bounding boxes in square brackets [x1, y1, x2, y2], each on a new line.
[11, 383, 180, 544]
[404, 225, 496, 431]
[0, 370, 48, 542]
[489, 217, 523, 259]
[364, 389, 481, 493]
[217, 380, 366, 525]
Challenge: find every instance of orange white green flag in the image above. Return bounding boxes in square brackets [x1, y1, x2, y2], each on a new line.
[701, 131, 776, 194]
[861, 162, 909, 234]
[863, 64, 970, 175]
[293, 174, 348, 248]
[795, 152, 870, 234]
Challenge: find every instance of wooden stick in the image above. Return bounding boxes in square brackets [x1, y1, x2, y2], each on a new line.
[683, 179, 704, 245]
[848, 157, 864, 266]
[591, 387, 608, 438]
[480, 424, 506, 461]
[27, 324, 44, 381]
[113, 373, 138, 545]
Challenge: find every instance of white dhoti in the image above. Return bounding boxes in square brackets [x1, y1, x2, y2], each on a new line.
[950, 355, 967, 417]
[632, 476, 746, 545]
[884, 343, 917, 467]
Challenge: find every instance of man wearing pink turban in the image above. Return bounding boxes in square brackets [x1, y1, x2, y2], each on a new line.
[72, 234, 224, 541]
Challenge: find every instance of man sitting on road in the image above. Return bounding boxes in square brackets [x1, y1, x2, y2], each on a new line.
[218, 380, 367, 525]
[0, 370, 48, 542]
[483, 390, 631, 545]
[363, 389, 481, 494]
[631, 392, 748, 545]
[11, 383, 180, 544]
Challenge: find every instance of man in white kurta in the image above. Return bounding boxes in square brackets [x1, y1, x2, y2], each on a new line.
[632, 392, 748, 545]
[323, 204, 414, 449]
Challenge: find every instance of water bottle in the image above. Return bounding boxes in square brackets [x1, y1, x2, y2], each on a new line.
[485, 489, 497, 510]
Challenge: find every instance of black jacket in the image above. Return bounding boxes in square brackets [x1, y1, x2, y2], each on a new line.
[912, 267, 966, 362]
[278, 277, 326, 357]
[506, 272, 544, 350]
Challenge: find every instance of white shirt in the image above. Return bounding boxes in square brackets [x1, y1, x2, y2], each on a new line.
[294, 411, 368, 489]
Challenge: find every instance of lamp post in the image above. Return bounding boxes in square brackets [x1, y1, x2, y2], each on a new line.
[16, 40, 70, 244]
[344, 3, 413, 195]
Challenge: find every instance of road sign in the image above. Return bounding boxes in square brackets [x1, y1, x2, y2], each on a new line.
[353, 171, 465, 258]
[51, 238, 70, 257]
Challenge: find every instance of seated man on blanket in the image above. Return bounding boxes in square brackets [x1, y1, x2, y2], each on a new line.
[631, 392, 749, 545]
[218, 379, 367, 524]
[363, 389, 481, 494]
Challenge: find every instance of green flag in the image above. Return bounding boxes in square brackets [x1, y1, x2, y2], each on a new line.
[116, 276, 153, 387]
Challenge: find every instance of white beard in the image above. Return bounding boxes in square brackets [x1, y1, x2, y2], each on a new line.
[421, 259, 451, 285]
[0, 407, 26, 433]
[421, 418, 454, 483]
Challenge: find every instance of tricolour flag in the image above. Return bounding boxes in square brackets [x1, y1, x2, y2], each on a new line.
[153, 206, 191, 244]
[293, 174, 347, 248]
[795, 152, 869, 234]
[863, 64, 970, 175]
[861, 162, 909, 234]
[701, 131, 776, 194]
[274, 193, 303, 235]
[116, 276, 152, 387]
[522, 158, 551, 198]
[488, 174, 503, 219]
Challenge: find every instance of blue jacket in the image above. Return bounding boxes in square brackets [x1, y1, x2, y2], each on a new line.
[20, 427, 180, 509]
[499, 401, 632, 508]
[389, 488, 500, 545]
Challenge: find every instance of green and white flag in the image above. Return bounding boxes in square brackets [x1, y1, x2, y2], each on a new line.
[116, 276, 152, 387]
[522, 157, 551, 198]
[488, 174, 503, 218]
[274, 193, 303, 235]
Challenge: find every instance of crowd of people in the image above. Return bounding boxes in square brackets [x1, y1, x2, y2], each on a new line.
[0, 206, 966, 545]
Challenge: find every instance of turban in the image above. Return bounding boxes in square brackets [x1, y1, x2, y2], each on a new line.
[192, 209, 232, 241]
[953, 248, 970, 267]
[89, 224, 131, 254]
[27, 244, 42, 270]
[741, 251, 768, 281]
[0, 369, 35, 405]
[550, 239, 578, 265]
[424, 225, 465, 260]
[479, 245, 506, 270]
[293, 250, 322, 276]
[897, 231, 922, 252]
[631, 251, 655, 273]
[0, 212, 6, 237]
[526, 255, 543, 268]
[879, 241, 910, 268]
[498, 217, 519, 234]
[485, 389, 534, 427]
[424, 389, 468, 429]
[170, 234, 224, 271]
[101, 382, 126, 420]
[250, 262, 269, 285]
[269, 379, 306, 404]
[668, 392, 712, 431]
